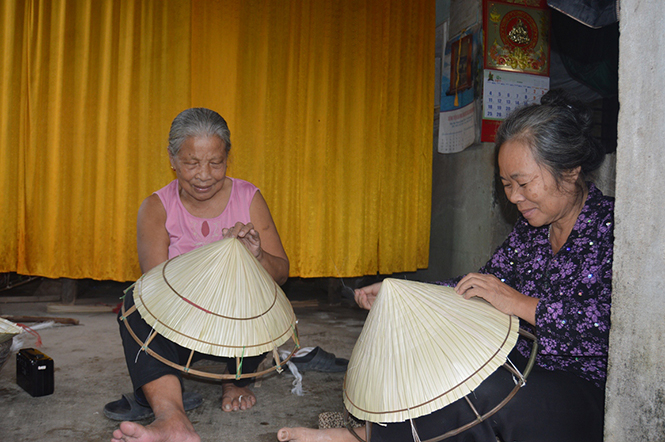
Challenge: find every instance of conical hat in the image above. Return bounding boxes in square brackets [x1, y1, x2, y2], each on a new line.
[343, 278, 519, 423]
[0, 317, 22, 344]
[133, 237, 296, 358]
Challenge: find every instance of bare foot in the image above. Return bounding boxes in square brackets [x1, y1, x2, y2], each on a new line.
[221, 383, 256, 412]
[111, 410, 200, 442]
[277, 427, 364, 442]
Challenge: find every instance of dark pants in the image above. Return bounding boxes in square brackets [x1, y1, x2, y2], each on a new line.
[370, 349, 605, 442]
[118, 286, 265, 405]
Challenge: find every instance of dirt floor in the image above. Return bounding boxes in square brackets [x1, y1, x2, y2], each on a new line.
[0, 277, 369, 442]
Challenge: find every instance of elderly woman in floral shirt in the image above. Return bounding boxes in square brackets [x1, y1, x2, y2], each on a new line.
[278, 89, 613, 442]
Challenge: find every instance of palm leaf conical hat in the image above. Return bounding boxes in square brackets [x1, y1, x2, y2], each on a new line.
[131, 237, 297, 358]
[343, 278, 519, 423]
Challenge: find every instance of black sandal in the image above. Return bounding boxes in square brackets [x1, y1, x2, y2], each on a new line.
[290, 347, 348, 373]
[103, 391, 203, 421]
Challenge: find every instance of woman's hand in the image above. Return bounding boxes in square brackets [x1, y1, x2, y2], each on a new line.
[223, 222, 263, 259]
[455, 273, 538, 325]
[354, 282, 382, 310]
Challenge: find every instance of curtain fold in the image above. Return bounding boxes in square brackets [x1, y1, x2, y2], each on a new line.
[1, 0, 434, 281]
[2, 0, 191, 280]
[191, 0, 434, 277]
[0, 1, 24, 272]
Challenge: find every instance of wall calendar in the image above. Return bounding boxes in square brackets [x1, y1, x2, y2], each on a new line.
[481, 69, 549, 141]
[481, 0, 550, 142]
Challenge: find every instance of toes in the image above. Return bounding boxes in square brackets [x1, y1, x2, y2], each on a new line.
[222, 396, 243, 411]
[222, 397, 233, 411]
[277, 428, 291, 441]
[239, 395, 256, 410]
[221, 386, 256, 412]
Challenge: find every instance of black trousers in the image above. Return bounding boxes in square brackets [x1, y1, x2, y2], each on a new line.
[370, 349, 605, 442]
[118, 287, 265, 404]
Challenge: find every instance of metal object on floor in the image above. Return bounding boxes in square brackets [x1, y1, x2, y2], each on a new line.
[16, 348, 55, 397]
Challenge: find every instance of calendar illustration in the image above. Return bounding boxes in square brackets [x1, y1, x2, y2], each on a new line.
[481, 69, 549, 142]
[438, 102, 477, 154]
[437, 24, 482, 154]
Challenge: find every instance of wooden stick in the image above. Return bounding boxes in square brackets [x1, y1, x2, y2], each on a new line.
[46, 303, 114, 314]
[0, 315, 79, 325]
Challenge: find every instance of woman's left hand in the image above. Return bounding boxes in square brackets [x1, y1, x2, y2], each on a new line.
[223, 222, 263, 260]
[455, 273, 537, 325]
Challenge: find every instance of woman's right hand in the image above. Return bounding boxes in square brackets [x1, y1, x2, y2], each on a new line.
[354, 282, 382, 310]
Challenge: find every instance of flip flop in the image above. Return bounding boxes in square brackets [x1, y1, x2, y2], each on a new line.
[290, 346, 348, 373]
[103, 390, 203, 421]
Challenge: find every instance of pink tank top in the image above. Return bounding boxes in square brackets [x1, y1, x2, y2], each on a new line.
[155, 178, 259, 259]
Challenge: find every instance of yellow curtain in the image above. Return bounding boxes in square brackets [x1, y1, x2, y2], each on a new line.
[1, 0, 433, 281]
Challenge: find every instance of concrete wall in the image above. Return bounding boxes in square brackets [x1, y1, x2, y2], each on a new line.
[413, 142, 515, 282]
[605, 0, 665, 439]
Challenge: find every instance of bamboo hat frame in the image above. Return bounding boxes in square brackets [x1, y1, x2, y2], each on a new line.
[120, 238, 300, 380]
[343, 278, 537, 441]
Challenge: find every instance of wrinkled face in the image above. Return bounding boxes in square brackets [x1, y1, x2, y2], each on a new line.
[170, 135, 228, 203]
[498, 140, 580, 228]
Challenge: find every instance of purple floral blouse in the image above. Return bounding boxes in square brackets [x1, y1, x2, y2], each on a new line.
[439, 183, 614, 388]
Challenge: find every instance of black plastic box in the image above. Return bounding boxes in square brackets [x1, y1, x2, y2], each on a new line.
[16, 348, 54, 397]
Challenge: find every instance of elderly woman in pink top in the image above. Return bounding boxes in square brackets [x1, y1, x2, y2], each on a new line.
[105, 108, 289, 442]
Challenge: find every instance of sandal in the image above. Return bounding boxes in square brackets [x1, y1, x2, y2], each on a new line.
[290, 346, 348, 373]
[318, 411, 364, 429]
[103, 391, 203, 421]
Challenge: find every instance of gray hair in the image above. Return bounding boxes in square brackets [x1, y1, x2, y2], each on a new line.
[494, 89, 605, 189]
[167, 108, 232, 157]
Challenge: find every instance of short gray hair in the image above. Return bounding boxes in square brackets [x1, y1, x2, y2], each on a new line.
[167, 108, 232, 157]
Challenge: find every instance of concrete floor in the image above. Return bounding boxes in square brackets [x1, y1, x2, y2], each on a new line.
[0, 278, 368, 442]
